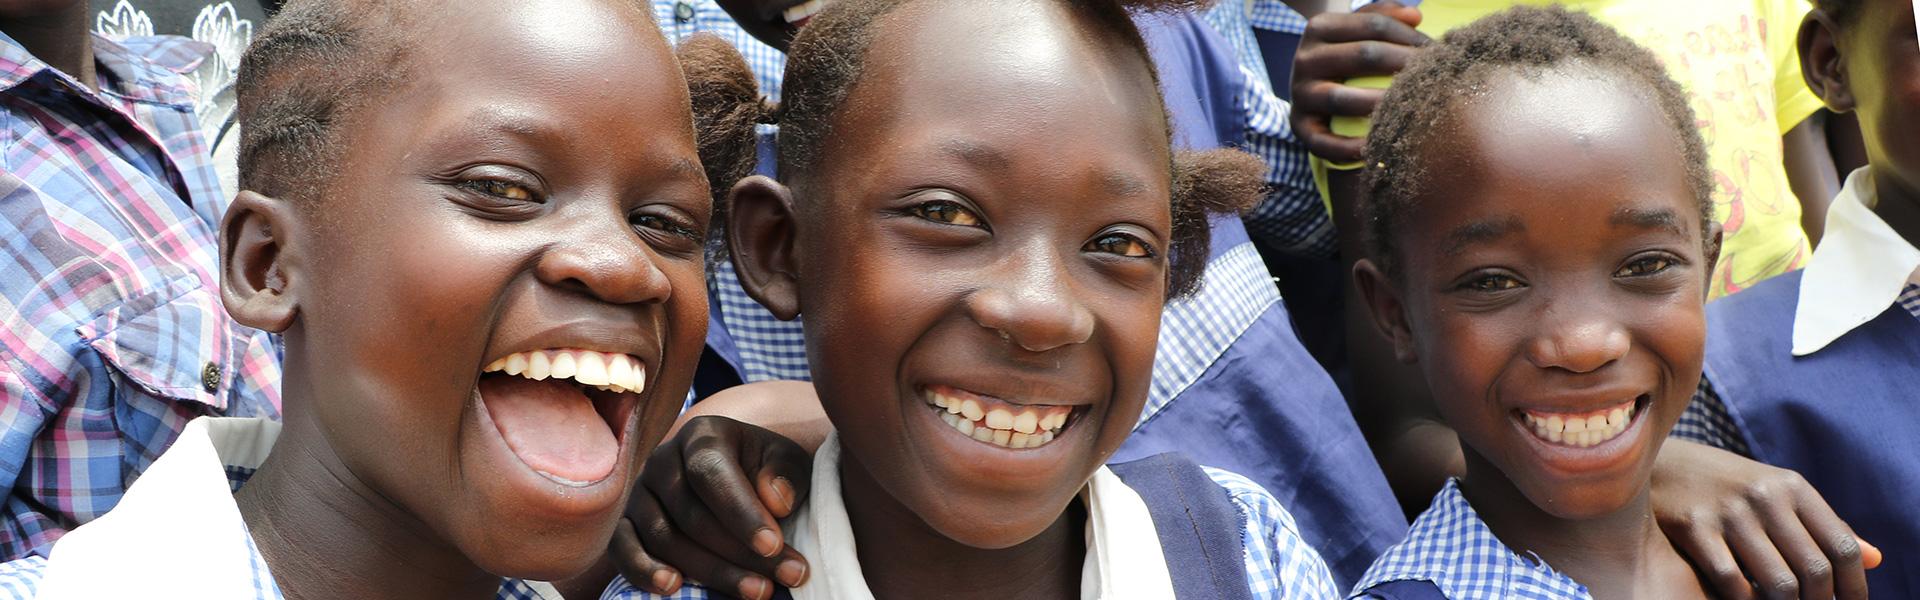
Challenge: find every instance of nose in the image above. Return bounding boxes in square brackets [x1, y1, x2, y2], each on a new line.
[534, 209, 674, 306]
[965, 242, 1095, 353]
[1525, 307, 1630, 374]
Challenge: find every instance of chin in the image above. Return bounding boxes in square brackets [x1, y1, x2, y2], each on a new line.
[464, 526, 614, 582]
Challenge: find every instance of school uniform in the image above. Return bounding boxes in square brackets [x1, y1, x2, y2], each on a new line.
[1348, 480, 1593, 600]
[651, 4, 1408, 586]
[0, 418, 561, 600]
[601, 433, 1341, 600]
[1671, 166, 1920, 594]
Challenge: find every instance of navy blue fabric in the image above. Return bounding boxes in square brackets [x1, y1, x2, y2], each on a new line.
[1251, 28, 1301, 102]
[1110, 452, 1257, 600]
[1704, 269, 1920, 595]
[1363, 579, 1451, 600]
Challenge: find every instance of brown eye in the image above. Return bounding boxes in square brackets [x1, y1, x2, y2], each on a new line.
[1467, 275, 1522, 292]
[1616, 257, 1675, 277]
[463, 179, 536, 201]
[1087, 233, 1152, 258]
[909, 201, 981, 226]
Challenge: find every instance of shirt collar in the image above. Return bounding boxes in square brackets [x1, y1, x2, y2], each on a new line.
[1352, 479, 1592, 600]
[1792, 167, 1920, 355]
[36, 418, 283, 599]
[785, 433, 1177, 600]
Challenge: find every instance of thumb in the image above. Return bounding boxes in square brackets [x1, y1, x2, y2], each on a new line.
[1859, 536, 1883, 570]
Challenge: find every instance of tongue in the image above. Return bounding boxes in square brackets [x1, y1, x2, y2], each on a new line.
[479, 375, 619, 483]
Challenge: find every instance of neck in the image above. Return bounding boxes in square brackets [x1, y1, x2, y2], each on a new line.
[1869, 168, 1920, 251]
[838, 451, 1083, 600]
[236, 388, 500, 600]
[0, 6, 95, 91]
[1456, 450, 1707, 600]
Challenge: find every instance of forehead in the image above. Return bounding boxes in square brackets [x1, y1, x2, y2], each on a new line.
[835, 0, 1170, 168]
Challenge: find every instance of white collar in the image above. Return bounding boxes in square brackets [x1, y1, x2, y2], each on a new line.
[37, 417, 281, 599]
[1791, 167, 1920, 355]
[785, 433, 1177, 600]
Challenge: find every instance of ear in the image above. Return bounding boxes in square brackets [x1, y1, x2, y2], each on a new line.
[726, 175, 802, 320]
[1353, 258, 1419, 364]
[220, 191, 301, 333]
[1798, 10, 1855, 112]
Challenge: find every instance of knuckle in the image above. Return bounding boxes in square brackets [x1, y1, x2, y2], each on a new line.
[1763, 573, 1800, 598]
[685, 448, 735, 480]
[1362, 14, 1394, 36]
[1830, 535, 1863, 564]
[639, 515, 678, 545]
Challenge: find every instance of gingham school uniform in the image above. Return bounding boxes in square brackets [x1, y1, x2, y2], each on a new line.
[646, 5, 1406, 586]
[600, 434, 1341, 600]
[0, 418, 560, 600]
[1671, 167, 1920, 593]
[0, 31, 281, 561]
[1350, 480, 1592, 600]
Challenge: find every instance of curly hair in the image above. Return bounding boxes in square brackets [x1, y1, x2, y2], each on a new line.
[1360, 5, 1714, 277]
[771, 0, 1257, 299]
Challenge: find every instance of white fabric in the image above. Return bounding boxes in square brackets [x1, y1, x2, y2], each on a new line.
[37, 417, 280, 599]
[1792, 167, 1920, 355]
[785, 433, 1177, 600]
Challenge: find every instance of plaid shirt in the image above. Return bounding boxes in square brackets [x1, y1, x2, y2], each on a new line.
[1351, 479, 1592, 600]
[1199, 0, 1371, 259]
[0, 419, 554, 600]
[599, 465, 1341, 600]
[0, 32, 280, 561]
[1673, 283, 1920, 456]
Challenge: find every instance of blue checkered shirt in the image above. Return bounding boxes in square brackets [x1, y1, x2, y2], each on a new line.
[1672, 283, 1920, 456]
[1199, 0, 1371, 259]
[1351, 479, 1592, 600]
[0, 31, 281, 561]
[599, 466, 1340, 600]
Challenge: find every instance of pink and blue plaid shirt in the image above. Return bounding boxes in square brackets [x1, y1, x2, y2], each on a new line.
[0, 31, 280, 561]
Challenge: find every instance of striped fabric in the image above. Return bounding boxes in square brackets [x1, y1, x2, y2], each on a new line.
[601, 466, 1341, 600]
[0, 31, 280, 561]
[1351, 480, 1593, 600]
[1200, 0, 1373, 259]
[1674, 282, 1920, 456]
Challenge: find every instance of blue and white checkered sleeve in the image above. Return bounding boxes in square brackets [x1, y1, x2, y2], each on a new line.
[1669, 376, 1753, 459]
[599, 574, 724, 600]
[1201, 9, 1337, 258]
[0, 555, 45, 598]
[1205, 467, 1340, 600]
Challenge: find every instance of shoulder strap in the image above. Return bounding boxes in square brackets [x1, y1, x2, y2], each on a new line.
[1108, 452, 1255, 600]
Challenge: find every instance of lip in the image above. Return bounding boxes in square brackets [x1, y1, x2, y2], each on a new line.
[1506, 391, 1656, 475]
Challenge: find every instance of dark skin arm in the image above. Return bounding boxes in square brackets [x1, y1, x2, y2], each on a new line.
[1297, 6, 1877, 599]
[556, 381, 827, 600]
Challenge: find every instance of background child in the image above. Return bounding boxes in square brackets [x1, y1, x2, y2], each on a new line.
[0, 0, 753, 597]
[1674, 0, 1914, 593]
[608, 0, 1341, 597]
[1346, 7, 1751, 598]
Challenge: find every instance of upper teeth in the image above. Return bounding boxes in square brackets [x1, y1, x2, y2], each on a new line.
[783, 0, 827, 24]
[485, 349, 646, 395]
[1523, 401, 1635, 448]
[924, 387, 1069, 449]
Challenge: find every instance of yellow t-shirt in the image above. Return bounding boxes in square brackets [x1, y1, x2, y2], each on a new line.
[1317, 0, 1824, 299]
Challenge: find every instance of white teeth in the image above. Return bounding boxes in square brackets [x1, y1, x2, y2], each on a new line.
[972, 427, 994, 442]
[956, 418, 976, 436]
[484, 349, 646, 394]
[782, 0, 827, 24]
[985, 409, 1013, 430]
[960, 399, 984, 422]
[1524, 401, 1637, 448]
[920, 388, 1069, 449]
[1010, 432, 1030, 448]
[1013, 412, 1038, 434]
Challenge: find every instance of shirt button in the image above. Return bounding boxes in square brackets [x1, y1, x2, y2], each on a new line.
[675, 1, 694, 22]
[201, 362, 222, 394]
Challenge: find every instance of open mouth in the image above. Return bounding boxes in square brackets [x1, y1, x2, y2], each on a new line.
[920, 384, 1074, 449]
[782, 0, 830, 27]
[1516, 394, 1647, 449]
[478, 349, 644, 486]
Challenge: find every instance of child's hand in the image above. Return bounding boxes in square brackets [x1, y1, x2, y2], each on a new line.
[612, 415, 814, 600]
[1652, 440, 1875, 600]
[1289, 1, 1429, 163]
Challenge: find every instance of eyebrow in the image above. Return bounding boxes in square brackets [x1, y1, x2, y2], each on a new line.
[935, 136, 1154, 197]
[463, 107, 705, 181]
[1608, 206, 1688, 235]
[1443, 215, 1524, 255]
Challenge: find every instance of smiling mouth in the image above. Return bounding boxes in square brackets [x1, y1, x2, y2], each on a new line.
[921, 384, 1073, 449]
[478, 349, 644, 485]
[1517, 395, 1647, 448]
[782, 0, 829, 27]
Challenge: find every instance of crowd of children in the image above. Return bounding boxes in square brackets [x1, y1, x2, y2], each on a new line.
[0, 0, 1909, 598]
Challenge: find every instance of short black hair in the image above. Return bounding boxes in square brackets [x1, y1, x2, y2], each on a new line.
[771, 0, 1255, 299]
[1360, 5, 1714, 276]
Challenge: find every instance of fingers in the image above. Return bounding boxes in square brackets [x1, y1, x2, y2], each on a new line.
[679, 425, 788, 557]
[1294, 114, 1369, 164]
[1663, 509, 1757, 600]
[630, 508, 780, 600]
[610, 517, 685, 596]
[1723, 509, 1803, 600]
[1859, 538, 1882, 570]
[752, 429, 814, 520]
[1307, 9, 1430, 47]
[1784, 485, 1868, 600]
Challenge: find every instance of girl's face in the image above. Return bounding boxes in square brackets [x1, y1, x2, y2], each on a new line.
[1367, 68, 1716, 519]
[286, 0, 708, 579]
[785, 0, 1170, 548]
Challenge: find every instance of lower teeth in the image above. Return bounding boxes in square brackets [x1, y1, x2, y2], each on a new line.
[938, 407, 1058, 449]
